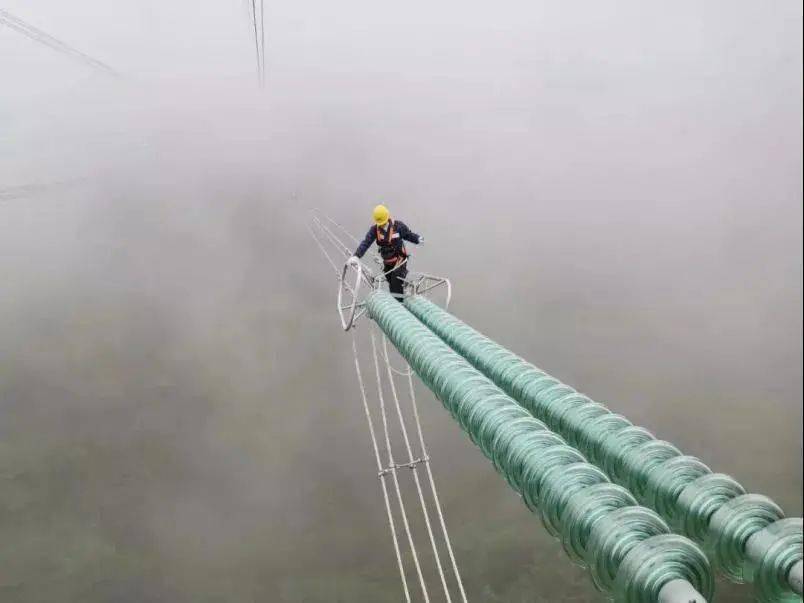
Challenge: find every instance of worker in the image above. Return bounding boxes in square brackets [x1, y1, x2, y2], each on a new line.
[351, 204, 423, 300]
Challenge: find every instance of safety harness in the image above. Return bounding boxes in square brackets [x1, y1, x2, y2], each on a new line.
[376, 221, 408, 265]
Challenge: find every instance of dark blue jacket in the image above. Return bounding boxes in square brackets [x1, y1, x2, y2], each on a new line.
[354, 220, 421, 261]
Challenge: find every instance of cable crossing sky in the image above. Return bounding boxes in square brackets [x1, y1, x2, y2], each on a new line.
[0, 9, 117, 76]
[247, 0, 266, 87]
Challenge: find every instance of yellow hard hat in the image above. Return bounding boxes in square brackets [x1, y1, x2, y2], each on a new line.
[373, 204, 390, 226]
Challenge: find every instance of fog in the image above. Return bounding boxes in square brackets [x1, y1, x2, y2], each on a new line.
[1, 1, 801, 601]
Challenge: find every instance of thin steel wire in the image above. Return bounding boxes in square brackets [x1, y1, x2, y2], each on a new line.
[249, 0, 261, 86]
[306, 220, 341, 276]
[403, 351, 469, 603]
[404, 295, 802, 601]
[312, 216, 353, 263]
[0, 9, 117, 75]
[351, 334, 411, 603]
[310, 207, 361, 245]
[0, 179, 86, 202]
[368, 290, 713, 602]
[381, 333, 453, 602]
[307, 215, 376, 290]
[369, 328, 430, 602]
[259, 0, 265, 85]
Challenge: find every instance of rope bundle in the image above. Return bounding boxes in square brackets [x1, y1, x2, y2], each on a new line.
[367, 291, 713, 602]
[404, 295, 802, 602]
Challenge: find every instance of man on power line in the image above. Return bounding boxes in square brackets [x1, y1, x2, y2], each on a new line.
[351, 204, 423, 301]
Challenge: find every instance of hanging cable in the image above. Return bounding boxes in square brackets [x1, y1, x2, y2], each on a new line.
[399, 340, 469, 602]
[351, 334, 411, 602]
[249, 0, 262, 86]
[369, 328, 430, 602]
[0, 179, 86, 203]
[381, 332, 453, 602]
[259, 0, 266, 85]
[308, 214, 376, 291]
[0, 9, 117, 76]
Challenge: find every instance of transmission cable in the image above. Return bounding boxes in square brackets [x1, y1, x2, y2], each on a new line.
[0, 9, 117, 76]
[249, 0, 262, 86]
[260, 0, 266, 85]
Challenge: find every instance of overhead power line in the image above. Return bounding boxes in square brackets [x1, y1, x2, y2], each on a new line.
[247, 0, 265, 87]
[0, 9, 117, 76]
[0, 179, 86, 203]
[249, 0, 261, 86]
[260, 0, 265, 85]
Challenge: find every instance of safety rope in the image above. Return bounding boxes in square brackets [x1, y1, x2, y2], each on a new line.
[367, 290, 714, 603]
[403, 295, 803, 603]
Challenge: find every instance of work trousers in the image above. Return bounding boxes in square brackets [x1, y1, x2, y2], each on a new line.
[384, 261, 408, 301]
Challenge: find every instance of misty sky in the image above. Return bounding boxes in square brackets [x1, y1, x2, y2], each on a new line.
[1, 1, 802, 602]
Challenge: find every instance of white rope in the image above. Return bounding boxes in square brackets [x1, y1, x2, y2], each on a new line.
[369, 328, 430, 602]
[351, 334, 411, 603]
[381, 333, 453, 602]
[405, 366, 469, 603]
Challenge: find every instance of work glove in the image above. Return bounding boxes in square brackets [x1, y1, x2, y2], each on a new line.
[349, 255, 359, 263]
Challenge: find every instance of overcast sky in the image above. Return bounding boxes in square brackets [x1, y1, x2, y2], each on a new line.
[2, 2, 801, 94]
[1, 2, 802, 601]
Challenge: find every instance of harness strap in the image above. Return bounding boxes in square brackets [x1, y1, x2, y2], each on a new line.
[376, 222, 394, 245]
[377, 220, 407, 263]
